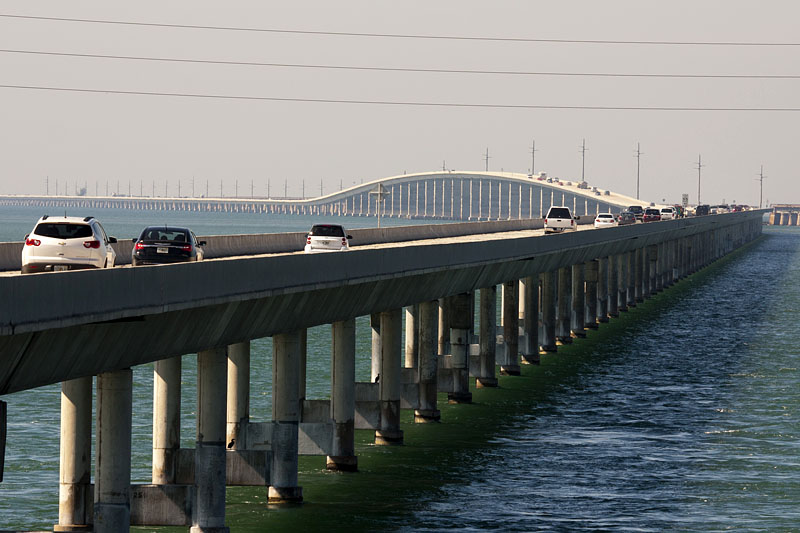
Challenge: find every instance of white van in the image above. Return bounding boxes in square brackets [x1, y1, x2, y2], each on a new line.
[544, 206, 577, 234]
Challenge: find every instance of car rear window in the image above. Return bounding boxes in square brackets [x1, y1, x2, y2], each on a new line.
[597, 214, 613, 218]
[140, 228, 190, 242]
[547, 208, 572, 219]
[34, 223, 93, 239]
[645, 209, 660, 215]
[310, 225, 345, 237]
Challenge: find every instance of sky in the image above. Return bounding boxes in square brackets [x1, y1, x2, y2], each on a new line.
[0, 1, 797, 206]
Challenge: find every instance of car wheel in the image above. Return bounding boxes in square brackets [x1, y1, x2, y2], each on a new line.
[132, 258, 139, 267]
[103, 259, 108, 269]
[21, 265, 31, 274]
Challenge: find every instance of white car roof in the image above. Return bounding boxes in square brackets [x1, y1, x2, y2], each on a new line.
[36, 216, 94, 224]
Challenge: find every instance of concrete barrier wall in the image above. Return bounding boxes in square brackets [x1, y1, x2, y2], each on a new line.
[1, 217, 587, 270]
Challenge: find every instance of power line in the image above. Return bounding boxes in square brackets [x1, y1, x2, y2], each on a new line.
[2, 83, 800, 111]
[1, 13, 799, 46]
[2, 48, 798, 79]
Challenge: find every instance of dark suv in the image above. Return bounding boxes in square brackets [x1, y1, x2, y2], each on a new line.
[627, 205, 645, 221]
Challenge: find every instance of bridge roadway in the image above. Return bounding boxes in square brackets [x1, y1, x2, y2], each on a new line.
[0, 210, 764, 531]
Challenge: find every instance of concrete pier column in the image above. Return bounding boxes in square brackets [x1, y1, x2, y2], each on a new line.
[641, 246, 651, 299]
[226, 342, 249, 450]
[520, 276, 540, 364]
[476, 287, 499, 386]
[269, 334, 303, 503]
[56, 377, 92, 532]
[376, 309, 404, 445]
[596, 257, 609, 323]
[583, 260, 598, 329]
[617, 254, 628, 312]
[648, 245, 658, 296]
[404, 305, 419, 368]
[192, 348, 231, 530]
[570, 264, 586, 338]
[634, 247, 644, 302]
[556, 267, 573, 343]
[655, 244, 665, 292]
[416, 300, 442, 420]
[501, 281, 521, 375]
[540, 271, 557, 351]
[370, 313, 381, 382]
[94, 369, 133, 532]
[607, 256, 619, 318]
[438, 298, 450, 356]
[153, 356, 181, 485]
[328, 319, 357, 471]
[625, 251, 636, 308]
[449, 293, 474, 401]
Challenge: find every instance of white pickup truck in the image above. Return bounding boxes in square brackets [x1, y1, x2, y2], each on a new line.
[544, 206, 577, 234]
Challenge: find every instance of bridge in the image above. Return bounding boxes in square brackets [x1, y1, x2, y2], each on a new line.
[768, 204, 800, 226]
[0, 171, 640, 221]
[0, 211, 763, 531]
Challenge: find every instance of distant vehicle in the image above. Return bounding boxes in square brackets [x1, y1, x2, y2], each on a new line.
[304, 224, 352, 253]
[660, 206, 676, 220]
[643, 208, 662, 222]
[672, 205, 685, 218]
[21, 215, 117, 273]
[627, 205, 645, 221]
[131, 226, 205, 266]
[544, 206, 577, 234]
[695, 204, 710, 216]
[617, 211, 636, 225]
[593, 213, 618, 228]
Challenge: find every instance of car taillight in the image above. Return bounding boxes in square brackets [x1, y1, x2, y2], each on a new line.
[544, 218, 547, 224]
[306, 236, 311, 244]
[135, 241, 145, 250]
[341, 238, 347, 246]
[181, 245, 192, 252]
[571, 219, 574, 226]
[83, 240, 101, 249]
[25, 238, 41, 246]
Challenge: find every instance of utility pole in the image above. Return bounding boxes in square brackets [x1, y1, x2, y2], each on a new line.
[696, 154, 704, 204]
[580, 139, 587, 183]
[302, 179, 305, 199]
[46, 176, 49, 195]
[220, 180, 223, 198]
[192, 177, 195, 198]
[178, 180, 181, 198]
[634, 142, 643, 200]
[251, 179, 254, 198]
[320, 178, 323, 196]
[756, 165, 767, 208]
[284, 179, 287, 198]
[484, 148, 490, 172]
[165, 180, 168, 197]
[442, 160, 446, 171]
[531, 139, 538, 175]
[235, 179, 238, 198]
[369, 184, 390, 228]
[267, 179, 270, 199]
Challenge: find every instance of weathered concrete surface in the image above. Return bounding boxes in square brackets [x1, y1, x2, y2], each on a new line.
[0, 211, 764, 394]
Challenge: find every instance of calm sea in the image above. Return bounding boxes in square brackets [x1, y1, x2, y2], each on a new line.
[0, 205, 796, 532]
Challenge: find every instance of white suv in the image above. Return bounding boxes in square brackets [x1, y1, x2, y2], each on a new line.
[660, 206, 676, 220]
[21, 215, 117, 273]
[304, 224, 352, 253]
[544, 206, 577, 234]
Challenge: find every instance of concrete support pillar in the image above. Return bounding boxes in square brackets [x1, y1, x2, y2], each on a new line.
[153, 356, 181, 485]
[634, 247, 644, 302]
[404, 305, 419, 368]
[56, 377, 92, 532]
[583, 260, 598, 329]
[655, 244, 665, 292]
[376, 309, 404, 445]
[269, 334, 303, 503]
[641, 246, 651, 299]
[556, 267, 572, 343]
[328, 319, 357, 471]
[607, 256, 619, 318]
[570, 264, 585, 338]
[596, 258, 609, 323]
[540, 271, 557, 351]
[617, 254, 628, 312]
[476, 287, 499, 387]
[94, 369, 133, 532]
[625, 251, 636, 308]
[416, 300, 442, 419]
[520, 277, 540, 364]
[226, 342, 249, 450]
[370, 313, 381, 382]
[501, 281, 521, 375]
[648, 245, 658, 296]
[449, 293, 474, 401]
[438, 298, 450, 356]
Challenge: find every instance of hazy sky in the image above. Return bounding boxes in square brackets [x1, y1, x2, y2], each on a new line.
[1, 1, 798, 206]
